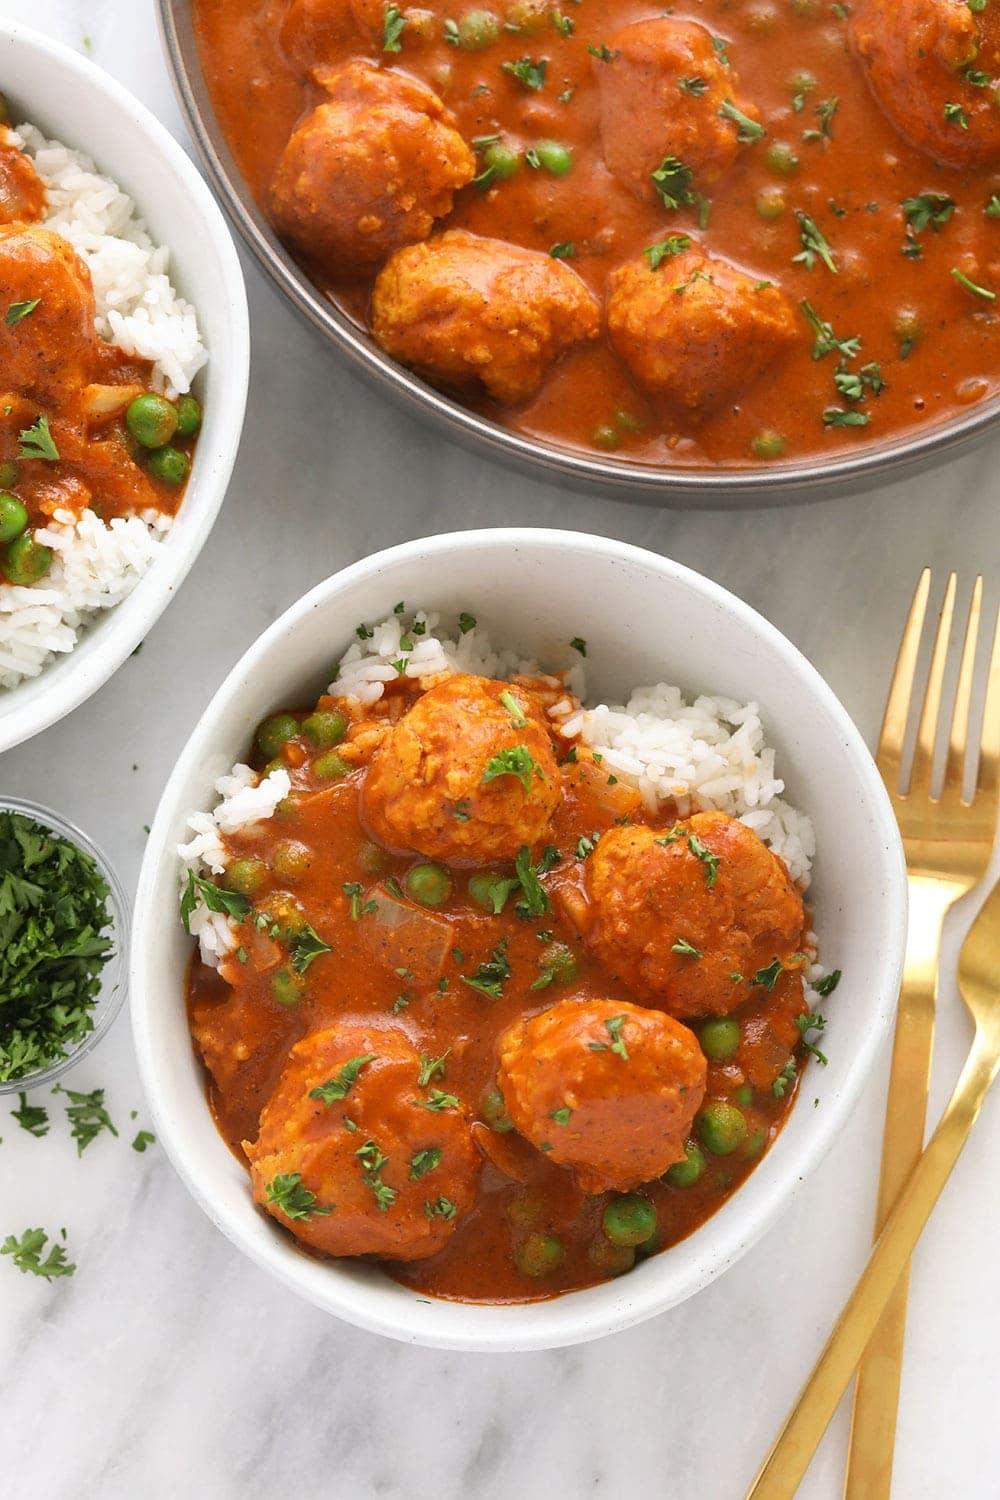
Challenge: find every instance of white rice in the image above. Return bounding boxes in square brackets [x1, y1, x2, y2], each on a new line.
[0, 122, 208, 690]
[181, 610, 817, 968]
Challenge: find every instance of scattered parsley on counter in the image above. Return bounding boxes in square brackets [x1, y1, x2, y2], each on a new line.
[12, 1092, 49, 1137]
[0, 810, 115, 1083]
[131, 1130, 156, 1152]
[2, 1227, 75, 1280]
[53, 1085, 118, 1155]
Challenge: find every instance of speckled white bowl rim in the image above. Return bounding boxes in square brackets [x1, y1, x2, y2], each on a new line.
[131, 529, 907, 1351]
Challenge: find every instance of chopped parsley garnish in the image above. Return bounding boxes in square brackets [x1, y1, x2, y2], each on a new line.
[499, 690, 528, 728]
[552, 10, 574, 35]
[587, 43, 619, 62]
[772, 1059, 797, 1099]
[356, 1140, 396, 1211]
[461, 938, 511, 998]
[902, 193, 955, 234]
[477, 873, 521, 915]
[180, 870, 249, 932]
[710, 34, 730, 67]
[425, 1195, 458, 1220]
[651, 155, 695, 211]
[309, 1054, 377, 1104]
[749, 959, 783, 991]
[644, 236, 691, 270]
[5, 298, 40, 326]
[800, 301, 861, 360]
[418, 1050, 450, 1087]
[503, 56, 547, 90]
[382, 3, 405, 50]
[591, 1014, 629, 1060]
[266, 1172, 332, 1220]
[575, 834, 596, 859]
[2, 1227, 75, 1280]
[458, 612, 477, 633]
[687, 833, 720, 888]
[550, 242, 575, 259]
[795, 1011, 829, 1066]
[53, 1085, 118, 1155]
[513, 844, 553, 918]
[12, 1092, 49, 1137]
[794, 211, 838, 274]
[719, 98, 766, 142]
[549, 1107, 573, 1125]
[672, 937, 703, 958]
[823, 407, 871, 428]
[802, 97, 839, 142]
[410, 1147, 443, 1180]
[420, 1090, 461, 1112]
[356, 622, 374, 640]
[342, 881, 377, 919]
[951, 268, 996, 301]
[18, 414, 60, 462]
[482, 746, 538, 794]
[813, 968, 842, 997]
[679, 76, 708, 96]
[986, 194, 1000, 218]
[0, 810, 116, 1083]
[290, 923, 332, 974]
[132, 1130, 156, 1152]
[452, 799, 471, 822]
[944, 102, 970, 130]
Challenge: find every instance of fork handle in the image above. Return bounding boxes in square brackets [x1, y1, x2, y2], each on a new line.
[746, 1039, 999, 1500]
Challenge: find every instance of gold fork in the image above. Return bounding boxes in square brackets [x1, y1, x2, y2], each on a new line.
[845, 572, 1000, 1499]
[745, 571, 1000, 1498]
[748, 872, 1000, 1497]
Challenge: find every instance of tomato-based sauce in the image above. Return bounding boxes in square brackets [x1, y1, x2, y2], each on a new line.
[185, 672, 820, 1304]
[193, 0, 1000, 468]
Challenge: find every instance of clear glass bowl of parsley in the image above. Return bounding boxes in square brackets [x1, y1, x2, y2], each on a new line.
[0, 798, 129, 1093]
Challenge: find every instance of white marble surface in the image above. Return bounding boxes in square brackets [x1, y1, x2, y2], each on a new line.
[2, 3, 1000, 1495]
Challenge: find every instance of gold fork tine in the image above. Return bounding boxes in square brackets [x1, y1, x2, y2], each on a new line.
[909, 572, 956, 795]
[942, 577, 983, 800]
[976, 607, 1000, 801]
[878, 568, 931, 791]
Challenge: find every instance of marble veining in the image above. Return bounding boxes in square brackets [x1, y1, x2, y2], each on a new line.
[2, 3, 999, 1496]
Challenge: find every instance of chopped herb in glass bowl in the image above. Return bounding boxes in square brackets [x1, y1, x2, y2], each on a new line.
[0, 799, 128, 1091]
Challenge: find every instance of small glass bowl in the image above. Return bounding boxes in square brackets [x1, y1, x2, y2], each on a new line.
[0, 796, 130, 1095]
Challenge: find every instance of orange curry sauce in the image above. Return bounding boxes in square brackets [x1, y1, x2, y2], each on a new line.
[186, 675, 815, 1304]
[193, 0, 1000, 468]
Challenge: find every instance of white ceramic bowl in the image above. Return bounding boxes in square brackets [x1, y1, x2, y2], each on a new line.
[0, 21, 249, 753]
[132, 530, 907, 1351]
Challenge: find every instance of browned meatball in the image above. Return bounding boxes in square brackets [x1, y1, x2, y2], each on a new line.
[362, 674, 561, 862]
[583, 813, 806, 1019]
[246, 1023, 481, 1261]
[607, 246, 796, 413]
[0, 225, 99, 401]
[371, 229, 601, 404]
[270, 62, 475, 274]
[278, 0, 383, 73]
[498, 998, 707, 1193]
[0, 135, 46, 225]
[596, 20, 758, 202]
[851, 0, 1000, 168]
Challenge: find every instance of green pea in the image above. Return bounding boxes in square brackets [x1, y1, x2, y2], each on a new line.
[751, 430, 787, 461]
[457, 8, 500, 47]
[506, 0, 547, 30]
[302, 709, 347, 749]
[0, 460, 20, 488]
[314, 751, 350, 780]
[535, 139, 573, 176]
[744, 1127, 767, 1159]
[268, 895, 306, 942]
[481, 1086, 515, 1133]
[359, 840, 388, 874]
[256, 713, 299, 760]
[515, 1231, 563, 1278]
[593, 424, 620, 450]
[615, 409, 643, 432]
[468, 872, 503, 910]
[602, 1194, 657, 1247]
[535, 942, 579, 987]
[697, 1101, 748, 1156]
[766, 142, 800, 177]
[665, 1142, 705, 1188]
[587, 1234, 636, 1278]
[894, 308, 923, 354]
[506, 1193, 545, 1228]
[146, 445, 190, 486]
[126, 393, 179, 450]
[734, 1084, 754, 1107]
[271, 967, 305, 1006]
[3, 533, 52, 585]
[272, 840, 312, 882]
[404, 862, 452, 907]
[224, 857, 267, 896]
[755, 187, 786, 221]
[482, 141, 520, 180]
[175, 394, 202, 438]
[635, 1227, 662, 1259]
[0, 492, 28, 544]
[698, 1017, 741, 1061]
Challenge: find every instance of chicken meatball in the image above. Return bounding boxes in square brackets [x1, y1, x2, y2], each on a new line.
[596, 20, 759, 202]
[0, 225, 99, 401]
[583, 813, 806, 1019]
[0, 134, 46, 225]
[371, 229, 601, 404]
[850, 0, 1000, 168]
[362, 674, 561, 862]
[498, 998, 707, 1193]
[270, 62, 475, 274]
[607, 246, 796, 413]
[246, 1023, 481, 1261]
[279, 0, 382, 73]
